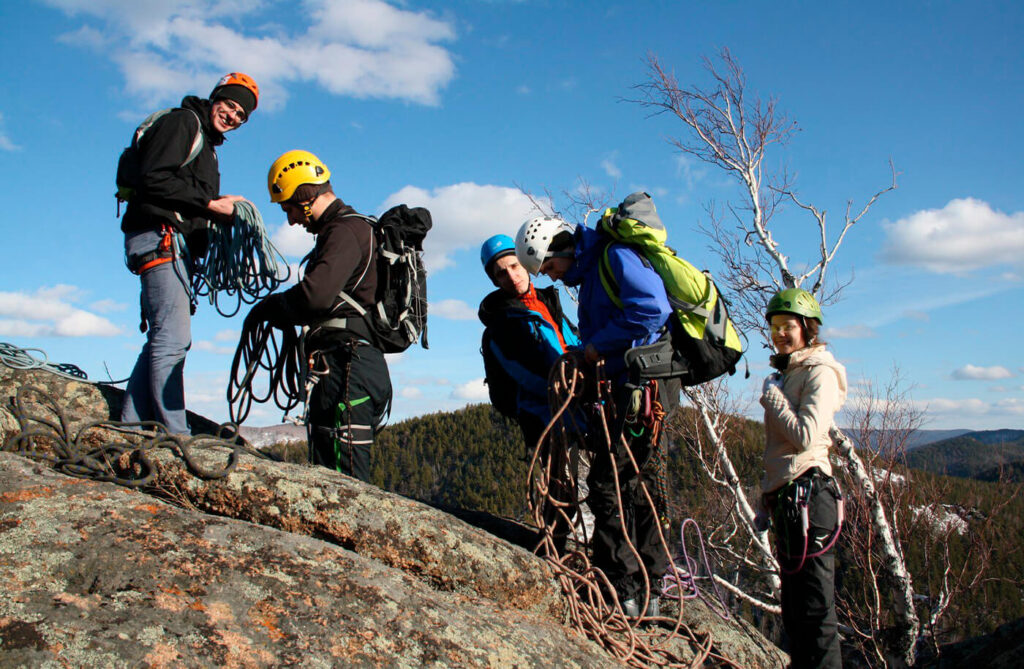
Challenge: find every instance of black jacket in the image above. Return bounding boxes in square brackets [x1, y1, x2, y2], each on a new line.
[478, 285, 579, 421]
[120, 95, 225, 243]
[278, 199, 378, 338]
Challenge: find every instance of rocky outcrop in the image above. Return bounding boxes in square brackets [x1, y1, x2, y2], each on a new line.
[0, 454, 619, 667]
[0, 366, 787, 667]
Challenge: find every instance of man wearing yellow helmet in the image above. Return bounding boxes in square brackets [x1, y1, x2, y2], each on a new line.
[120, 72, 259, 434]
[246, 150, 392, 482]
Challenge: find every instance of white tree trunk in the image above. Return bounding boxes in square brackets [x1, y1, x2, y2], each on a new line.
[831, 426, 920, 666]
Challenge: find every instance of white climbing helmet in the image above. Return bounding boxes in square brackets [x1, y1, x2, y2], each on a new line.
[514, 215, 575, 275]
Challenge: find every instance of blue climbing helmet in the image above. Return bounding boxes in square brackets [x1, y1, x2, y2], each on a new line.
[480, 234, 516, 277]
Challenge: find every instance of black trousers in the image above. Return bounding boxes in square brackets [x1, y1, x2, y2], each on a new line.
[307, 342, 392, 482]
[586, 378, 678, 600]
[771, 471, 842, 669]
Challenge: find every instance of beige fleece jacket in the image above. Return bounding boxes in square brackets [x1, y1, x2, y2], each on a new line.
[759, 344, 848, 497]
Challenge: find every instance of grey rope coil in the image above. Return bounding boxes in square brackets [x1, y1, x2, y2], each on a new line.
[2, 386, 264, 488]
[192, 199, 291, 317]
[0, 341, 121, 384]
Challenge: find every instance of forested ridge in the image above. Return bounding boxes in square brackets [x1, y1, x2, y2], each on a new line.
[905, 431, 1024, 479]
[359, 403, 1024, 646]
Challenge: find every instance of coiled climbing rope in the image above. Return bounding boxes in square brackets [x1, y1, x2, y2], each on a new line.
[227, 319, 304, 424]
[0, 342, 124, 384]
[661, 518, 731, 621]
[193, 199, 291, 317]
[2, 385, 258, 488]
[528, 354, 740, 668]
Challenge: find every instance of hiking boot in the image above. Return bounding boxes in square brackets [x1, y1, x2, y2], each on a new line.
[621, 597, 641, 618]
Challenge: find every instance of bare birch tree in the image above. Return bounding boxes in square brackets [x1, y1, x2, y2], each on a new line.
[627, 48, 923, 665]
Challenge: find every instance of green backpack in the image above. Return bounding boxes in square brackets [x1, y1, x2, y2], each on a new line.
[597, 191, 743, 386]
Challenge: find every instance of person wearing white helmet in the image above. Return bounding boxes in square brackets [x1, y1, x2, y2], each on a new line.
[514, 212, 676, 619]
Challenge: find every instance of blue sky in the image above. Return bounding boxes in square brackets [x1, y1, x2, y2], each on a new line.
[1, 1, 1021, 431]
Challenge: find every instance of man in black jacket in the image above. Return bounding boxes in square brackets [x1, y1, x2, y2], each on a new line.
[121, 72, 258, 434]
[246, 150, 392, 482]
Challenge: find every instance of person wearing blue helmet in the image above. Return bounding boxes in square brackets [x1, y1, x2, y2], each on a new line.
[478, 230, 580, 551]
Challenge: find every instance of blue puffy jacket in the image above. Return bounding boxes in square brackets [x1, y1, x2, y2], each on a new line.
[562, 226, 672, 380]
[479, 285, 580, 423]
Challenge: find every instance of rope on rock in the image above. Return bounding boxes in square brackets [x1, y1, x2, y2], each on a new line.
[528, 355, 740, 668]
[227, 319, 304, 424]
[661, 518, 731, 621]
[2, 385, 255, 488]
[193, 199, 291, 318]
[0, 341, 128, 385]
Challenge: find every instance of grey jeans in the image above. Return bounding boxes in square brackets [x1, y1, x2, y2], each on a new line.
[121, 230, 192, 434]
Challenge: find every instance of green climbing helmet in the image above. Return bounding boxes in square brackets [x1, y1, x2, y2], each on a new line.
[765, 288, 823, 323]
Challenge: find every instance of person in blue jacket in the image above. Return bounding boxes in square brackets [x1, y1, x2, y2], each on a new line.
[515, 212, 677, 619]
[478, 230, 580, 550]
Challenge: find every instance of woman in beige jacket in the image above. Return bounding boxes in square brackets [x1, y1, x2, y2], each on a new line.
[758, 288, 846, 669]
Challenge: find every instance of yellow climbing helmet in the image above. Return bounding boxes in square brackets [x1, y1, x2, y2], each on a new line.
[267, 150, 331, 203]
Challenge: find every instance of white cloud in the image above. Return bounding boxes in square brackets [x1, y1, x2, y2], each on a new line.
[951, 364, 1013, 381]
[881, 198, 1024, 273]
[193, 340, 236, 355]
[89, 298, 127, 314]
[601, 155, 622, 179]
[516, 84, 531, 95]
[674, 154, 707, 190]
[0, 112, 19, 151]
[379, 183, 543, 271]
[900, 310, 930, 322]
[399, 386, 422, 399]
[214, 329, 238, 342]
[450, 378, 488, 401]
[430, 299, 476, 320]
[0, 287, 121, 337]
[913, 396, 1024, 424]
[823, 324, 877, 339]
[405, 377, 450, 386]
[271, 221, 314, 258]
[43, 0, 456, 109]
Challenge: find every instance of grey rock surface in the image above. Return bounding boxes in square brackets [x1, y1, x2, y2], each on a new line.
[0, 453, 621, 668]
[1, 366, 789, 667]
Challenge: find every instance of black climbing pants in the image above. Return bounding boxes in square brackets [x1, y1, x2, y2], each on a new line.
[308, 341, 392, 482]
[768, 469, 842, 669]
[586, 379, 678, 600]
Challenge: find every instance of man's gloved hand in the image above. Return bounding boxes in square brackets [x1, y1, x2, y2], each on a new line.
[244, 295, 288, 329]
[762, 372, 783, 395]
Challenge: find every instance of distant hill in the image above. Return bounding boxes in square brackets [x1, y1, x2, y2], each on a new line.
[845, 428, 973, 453]
[904, 430, 1024, 479]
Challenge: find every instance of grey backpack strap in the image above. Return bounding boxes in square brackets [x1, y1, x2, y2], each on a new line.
[182, 110, 204, 167]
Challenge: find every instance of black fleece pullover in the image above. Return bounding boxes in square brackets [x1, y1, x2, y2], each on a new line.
[121, 95, 224, 238]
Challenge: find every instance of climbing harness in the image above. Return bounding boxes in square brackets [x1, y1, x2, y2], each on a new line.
[768, 469, 844, 575]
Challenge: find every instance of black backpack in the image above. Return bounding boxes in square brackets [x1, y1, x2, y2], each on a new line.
[481, 329, 519, 418]
[338, 205, 432, 354]
[115, 108, 203, 207]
